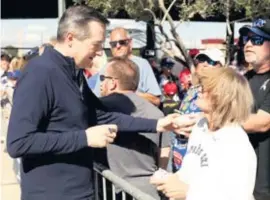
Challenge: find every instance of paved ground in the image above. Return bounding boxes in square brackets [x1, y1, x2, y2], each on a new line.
[1, 98, 20, 200]
[0, 141, 21, 200]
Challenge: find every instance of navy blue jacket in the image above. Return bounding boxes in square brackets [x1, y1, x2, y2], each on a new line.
[7, 47, 157, 200]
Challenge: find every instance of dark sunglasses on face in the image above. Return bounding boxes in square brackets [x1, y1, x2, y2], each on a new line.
[109, 39, 130, 48]
[242, 35, 269, 46]
[162, 65, 173, 69]
[195, 55, 218, 66]
[100, 75, 118, 82]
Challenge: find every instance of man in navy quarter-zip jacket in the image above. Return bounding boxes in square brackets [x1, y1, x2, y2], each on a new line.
[6, 5, 197, 200]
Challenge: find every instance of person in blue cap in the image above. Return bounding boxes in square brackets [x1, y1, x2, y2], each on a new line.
[159, 57, 179, 86]
[159, 57, 180, 103]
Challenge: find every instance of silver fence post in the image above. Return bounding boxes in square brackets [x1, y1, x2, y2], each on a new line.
[102, 177, 107, 200]
[58, 0, 66, 18]
[121, 191, 126, 200]
[112, 184, 116, 200]
[94, 170, 99, 200]
[93, 163, 157, 200]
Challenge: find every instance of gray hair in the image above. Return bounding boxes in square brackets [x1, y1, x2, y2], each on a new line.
[110, 27, 131, 39]
[57, 5, 109, 42]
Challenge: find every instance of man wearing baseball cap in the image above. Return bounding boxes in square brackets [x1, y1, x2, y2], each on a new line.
[241, 18, 270, 200]
[159, 57, 180, 103]
[159, 57, 179, 87]
[194, 48, 225, 70]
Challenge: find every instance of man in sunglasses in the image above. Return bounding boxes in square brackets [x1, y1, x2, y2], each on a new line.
[240, 18, 270, 200]
[108, 27, 162, 106]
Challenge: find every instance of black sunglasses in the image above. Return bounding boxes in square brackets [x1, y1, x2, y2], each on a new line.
[109, 39, 130, 48]
[242, 35, 269, 46]
[100, 75, 118, 82]
[195, 55, 218, 66]
[162, 65, 174, 69]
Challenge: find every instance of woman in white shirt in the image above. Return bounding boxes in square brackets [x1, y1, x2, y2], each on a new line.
[151, 67, 257, 200]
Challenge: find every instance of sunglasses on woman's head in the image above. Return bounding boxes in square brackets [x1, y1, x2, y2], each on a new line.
[109, 39, 130, 48]
[195, 55, 218, 66]
[242, 35, 269, 46]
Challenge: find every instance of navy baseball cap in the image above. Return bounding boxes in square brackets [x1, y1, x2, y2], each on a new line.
[160, 57, 174, 68]
[239, 18, 270, 39]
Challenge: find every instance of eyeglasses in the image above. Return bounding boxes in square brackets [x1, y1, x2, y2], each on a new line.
[195, 55, 219, 66]
[109, 39, 130, 48]
[100, 75, 118, 82]
[242, 35, 269, 46]
[162, 65, 173, 69]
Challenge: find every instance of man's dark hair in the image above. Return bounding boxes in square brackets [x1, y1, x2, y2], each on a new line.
[57, 5, 109, 42]
[1, 53, 11, 62]
[108, 57, 140, 91]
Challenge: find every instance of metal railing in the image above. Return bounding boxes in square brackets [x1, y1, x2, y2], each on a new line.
[93, 163, 157, 200]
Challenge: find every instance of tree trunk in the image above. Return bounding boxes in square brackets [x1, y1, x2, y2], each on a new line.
[225, 0, 233, 66]
[158, 0, 195, 74]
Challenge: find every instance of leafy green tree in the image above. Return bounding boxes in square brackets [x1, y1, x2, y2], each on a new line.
[81, 0, 270, 20]
[74, 0, 270, 70]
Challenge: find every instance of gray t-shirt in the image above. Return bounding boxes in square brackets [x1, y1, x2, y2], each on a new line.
[104, 92, 169, 199]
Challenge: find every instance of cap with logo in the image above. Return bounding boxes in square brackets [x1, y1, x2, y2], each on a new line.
[160, 57, 175, 68]
[239, 18, 270, 39]
[194, 48, 225, 66]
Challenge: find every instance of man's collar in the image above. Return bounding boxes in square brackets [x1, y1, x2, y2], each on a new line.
[44, 46, 77, 78]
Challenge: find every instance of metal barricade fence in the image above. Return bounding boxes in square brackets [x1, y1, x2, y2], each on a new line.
[93, 163, 157, 200]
